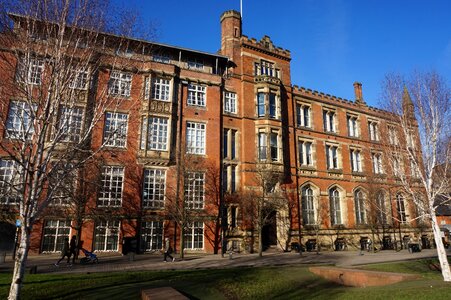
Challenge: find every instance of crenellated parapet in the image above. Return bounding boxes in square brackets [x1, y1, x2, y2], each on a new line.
[241, 34, 291, 60]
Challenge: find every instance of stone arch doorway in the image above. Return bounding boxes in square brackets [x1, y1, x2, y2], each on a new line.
[262, 210, 277, 249]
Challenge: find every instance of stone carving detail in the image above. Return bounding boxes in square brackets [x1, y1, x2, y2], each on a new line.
[148, 100, 171, 114]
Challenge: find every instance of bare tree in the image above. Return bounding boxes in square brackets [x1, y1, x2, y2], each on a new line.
[241, 162, 286, 257]
[381, 71, 451, 281]
[0, 1, 154, 298]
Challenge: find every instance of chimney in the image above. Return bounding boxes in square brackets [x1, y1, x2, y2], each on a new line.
[353, 82, 363, 103]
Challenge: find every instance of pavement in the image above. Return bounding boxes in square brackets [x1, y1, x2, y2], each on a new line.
[0, 248, 443, 275]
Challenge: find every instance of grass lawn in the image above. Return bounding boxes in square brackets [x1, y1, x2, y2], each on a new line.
[1, 260, 451, 299]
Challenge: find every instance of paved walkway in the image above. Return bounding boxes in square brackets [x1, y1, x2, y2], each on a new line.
[0, 248, 443, 275]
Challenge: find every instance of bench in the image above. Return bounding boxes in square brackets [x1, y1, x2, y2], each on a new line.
[141, 287, 188, 300]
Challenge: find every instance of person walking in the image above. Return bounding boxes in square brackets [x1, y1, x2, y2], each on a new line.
[163, 237, 175, 262]
[55, 237, 70, 266]
[68, 235, 77, 265]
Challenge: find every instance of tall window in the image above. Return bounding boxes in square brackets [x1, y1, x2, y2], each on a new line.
[49, 163, 75, 206]
[109, 71, 132, 97]
[298, 140, 313, 167]
[376, 192, 387, 224]
[224, 92, 237, 114]
[269, 93, 276, 118]
[143, 169, 166, 209]
[329, 188, 342, 225]
[41, 220, 71, 253]
[104, 112, 128, 148]
[388, 126, 399, 145]
[257, 92, 265, 117]
[186, 122, 206, 154]
[98, 166, 124, 207]
[141, 221, 163, 251]
[0, 159, 22, 205]
[69, 69, 89, 90]
[223, 164, 237, 193]
[185, 172, 205, 209]
[58, 106, 84, 143]
[354, 190, 366, 224]
[6, 100, 36, 140]
[140, 117, 168, 151]
[393, 155, 402, 177]
[323, 110, 336, 133]
[347, 115, 359, 137]
[296, 104, 311, 127]
[187, 84, 206, 107]
[223, 128, 237, 160]
[270, 132, 278, 161]
[184, 222, 204, 249]
[350, 149, 362, 172]
[150, 77, 170, 101]
[368, 121, 379, 141]
[372, 153, 384, 174]
[396, 194, 407, 224]
[258, 132, 267, 161]
[302, 186, 315, 225]
[16, 57, 44, 85]
[326, 145, 339, 170]
[256, 91, 278, 118]
[94, 221, 120, 251]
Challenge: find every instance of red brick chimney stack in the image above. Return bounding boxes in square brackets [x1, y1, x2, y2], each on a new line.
[353, 82, 363, 102]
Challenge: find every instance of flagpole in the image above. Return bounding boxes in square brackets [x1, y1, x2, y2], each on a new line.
[240, 0, 243, 19]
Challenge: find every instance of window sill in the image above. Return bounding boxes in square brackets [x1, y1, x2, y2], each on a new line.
[299, 165, 316, 171]
[327, 169, 343, 174]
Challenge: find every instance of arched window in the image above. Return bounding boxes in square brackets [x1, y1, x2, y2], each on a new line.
[396, 193, 407, 224]
[329, 188, 341, 225]
[302, 186, 315, 225]
[376, 191, 387, 224]
[354, 189, 366, 224]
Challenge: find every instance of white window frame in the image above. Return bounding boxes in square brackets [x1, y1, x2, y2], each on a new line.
[296, 103, 311, 128]
[69, 69, 89, 90]
[141, 221, 163, 251]
[298, 140, 313, 167]
[372, 152, 384, 174]
[396, 194, 408, 224]
[150, 77, 170, 101]
[368, 121, 379, 141]
[354, 189, 366, 224]
[94, 220, 120, 251]
[388, 126, 399, 145]
[326, 144, 339, 170]
[186, 122, 206, 155]
[41, 220, 71, 253]
[58, 106, 84, 143]
[16, 57, 44, 85]
[302, 186, 316, 225]
[143, 169, 166, 209]
[347, 115, 359, 137]
[350, 148, 362, 172]
[0, 159, 22, 205]
[6, 100, 36, 140]
[184, 221, 204, 250]
[187, 84, 206, 107]
[109, 71, 132, 97]
[185, 172, 205, 209]
[224, 91, 237, 114]
[140, 116, 169, 151]
[103, 112, 128, 148]
[329, 188, 342, 225]
[98, 166, 124, 207]
[323, 109, 336, 133]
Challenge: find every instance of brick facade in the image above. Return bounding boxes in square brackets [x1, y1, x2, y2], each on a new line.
[0, 10, 429, 255]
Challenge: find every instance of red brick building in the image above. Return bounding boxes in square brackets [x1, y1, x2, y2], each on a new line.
[0, 11, 428, 255]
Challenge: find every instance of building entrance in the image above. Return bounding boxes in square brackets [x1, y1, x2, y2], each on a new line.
[262, 210, 277, 249]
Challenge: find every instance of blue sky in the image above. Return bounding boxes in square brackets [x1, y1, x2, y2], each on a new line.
[122, 0, 450, 107]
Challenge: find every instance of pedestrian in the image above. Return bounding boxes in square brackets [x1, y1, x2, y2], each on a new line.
[68, 235, 77, 265]
[55, 237, 70, 266]
[163, 237, 175, 262]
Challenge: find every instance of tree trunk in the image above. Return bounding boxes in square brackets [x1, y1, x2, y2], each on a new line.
[430, 214, 451, 281]
[179, 226, 184, 259]
[258, 227, 263, 257]
[8, 227, 30, 300]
